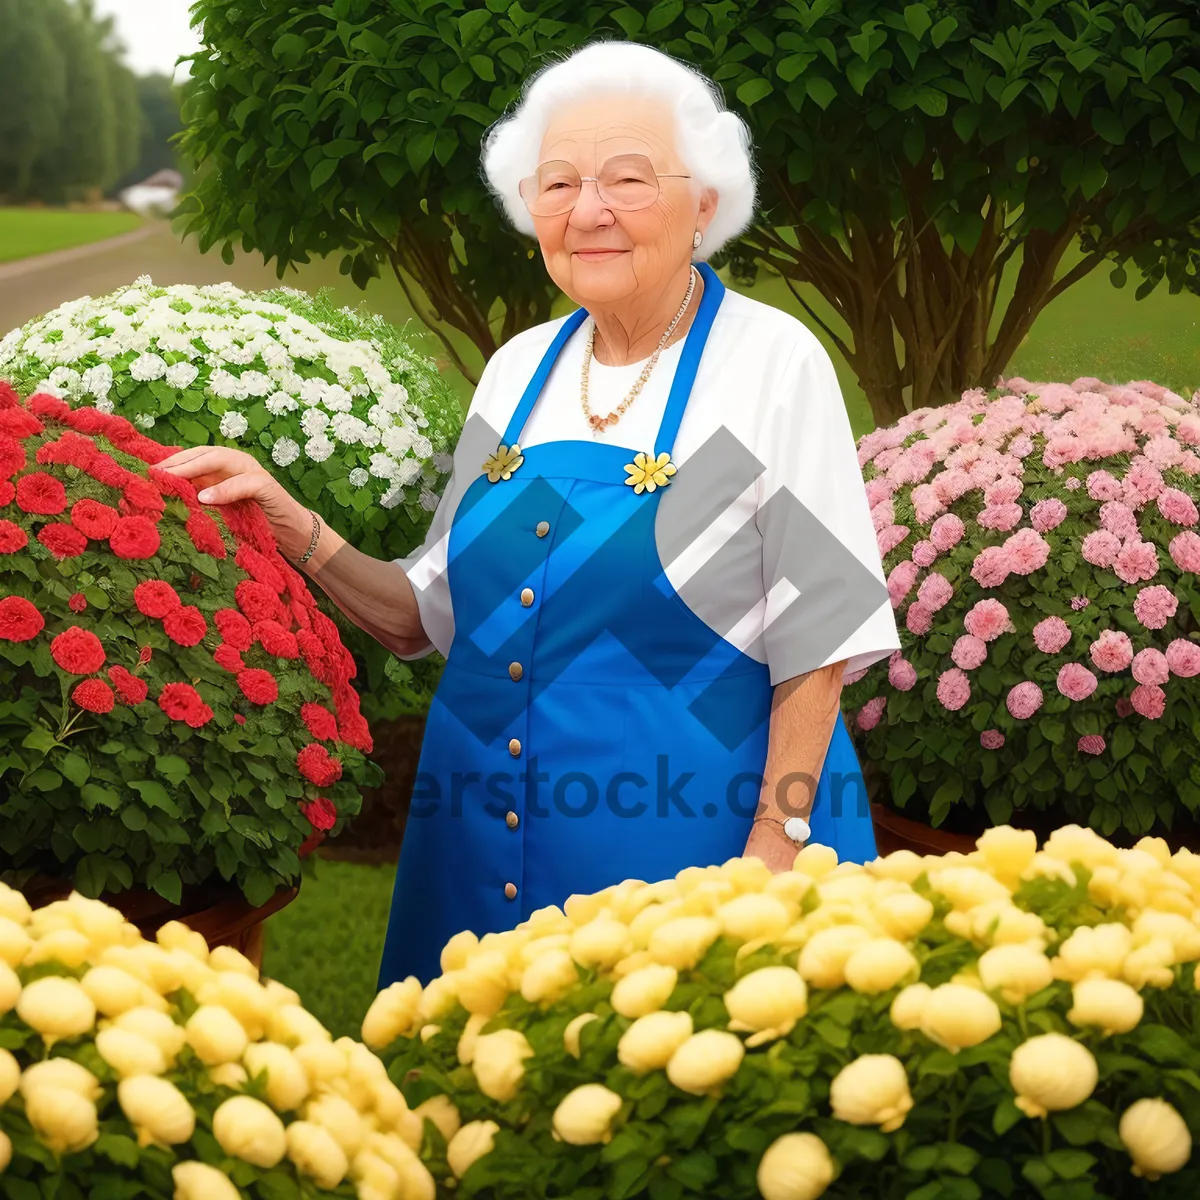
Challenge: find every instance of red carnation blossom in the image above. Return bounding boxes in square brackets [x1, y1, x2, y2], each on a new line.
[112, 430, 169, 465]
[84, 453, 131, 489]
[16, 472, 67, 515]
[0, 435, 25, 479]
[185, 702, 214, 728]
[37, 524, 88, 559]
[110, 515, 161, 560]
[28, 393, 70, 420]
[238, 668, 279, 705]
[0, 382, 17, 408]
[133, 580, 181, 619]
[63, 407, 108, 434]
[340, 714, 373, 753]
[0, 595, 44, 642]
[214, 608, 253, 650]
[302, 797, 338, 832]
[70, 498, 119, 539]
[68, 593, 87, 614]
[255, 619, 299, 659]
[158, 681, 205, 721]
[186, 509, 227, 558]
[234, 713, 246, 725]
[98, 413, 136, 441]
[163, 605, 208, 647]
[213, 644, 245, 672]
[300, 702, 339, 742]
[296, 629, 331, 681]
[235, 579, 279, 622]
[298, 830, 325, 857]
[150, 466, 199, 506]
[108, 665, 148, 705]
[37, 434, 94, 469]
[0, 407, 43, 438]
[51, 626, 106, 674]
[121, 477, 166, 517]
[297, 743, 342, 787]
[72, 678, 115, 714]
[235, 544, 287, 593]
[0, 481, 14, 506]
[0, 520, 27, 553]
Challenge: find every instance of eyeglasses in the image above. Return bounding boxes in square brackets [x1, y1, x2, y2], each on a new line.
[519, 153, 691, 217]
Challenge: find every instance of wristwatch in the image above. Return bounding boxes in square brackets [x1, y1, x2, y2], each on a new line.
[782, 817, 811, 844]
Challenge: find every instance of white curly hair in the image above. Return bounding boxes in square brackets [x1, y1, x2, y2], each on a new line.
[480, 40, 756, 259]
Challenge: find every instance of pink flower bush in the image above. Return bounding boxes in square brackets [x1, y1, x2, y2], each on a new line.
[846, 375, 1200, 838]
[856, 696, 886, 731]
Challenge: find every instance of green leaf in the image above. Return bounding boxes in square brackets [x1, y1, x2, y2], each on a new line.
[59, 751, 90, 786]
[152, 869, 183, 906]
[121, 807, 148, 832]
[469, 54, 495, 81]
[993, 1097, 1023, 1135]
[310, 158, 337, 190]
[903, 4, 932, 41]
[129, 780, 181, 816]
[1093, 108, 1126, 144]
[931, 15, 958, 47]
[737, 78, 773, 107]
[1044, 1149, 1097, 1180]
[155, 754, 191, 785]
[806, 77, 837, 109]
[458, 8, 492, 44]
[1111, 724, 1136, 761]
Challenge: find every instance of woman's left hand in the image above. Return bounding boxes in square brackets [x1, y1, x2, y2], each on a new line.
[743, 819, 800, 874]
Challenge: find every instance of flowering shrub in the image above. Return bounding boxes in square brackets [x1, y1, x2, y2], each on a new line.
[0, 382, 374, 906]
[844, 377, 1200, 840]
[364, 826, 1200, 1199]
[0, 884, 440, 1198]
[0, 278, 463, 714]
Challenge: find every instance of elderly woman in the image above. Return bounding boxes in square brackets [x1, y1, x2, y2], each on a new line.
[160, 42, 899, 986]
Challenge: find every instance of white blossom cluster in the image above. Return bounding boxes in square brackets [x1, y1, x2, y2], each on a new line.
[0, 277, 456, 512]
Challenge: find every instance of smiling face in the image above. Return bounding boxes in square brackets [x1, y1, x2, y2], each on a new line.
[529, 93, 716, 309]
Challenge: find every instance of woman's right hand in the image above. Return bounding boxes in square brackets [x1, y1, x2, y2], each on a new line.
[156, 446, 314, 560]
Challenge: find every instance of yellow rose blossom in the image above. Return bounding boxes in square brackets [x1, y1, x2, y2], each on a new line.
[100, 944, 182, 996]
[1009, 1034, 1098, 1118]
[209, 1062, 249, 1089]
[867, 849, 925, 884]
[794, 844, 838, 878]
[185, 1004, 249, 1065]
[286, 1120, 350, 1189]
[0, 1129, 10, 1175]
[564, 1012, 599, 1058]
[1052, 923, 1132, 982]
[844, 938, 919, 995]
[244, 1042, 311, 1111]
[798, 925, 873, 989]
[649, 916, 721, 969]
[456, 949, 512, 1017]
[414, 1094, 461, 1143]
[1042, 825, 1119, 871]
[1068, 979, 1144, 1035]
[1123, 938, 1175, 990]
[1133, 911, 1200, 962]
[552, 1083, 624, 1144]
[977, 944, 1054, 1003]
[439, 930, 479, 973]
[890, 983, 932, 1031]
[815, 873, 875, 908]
[268, 1003, 332, 1047]
[472, 1029, 534, 1102]
[0, 918, 33, 969]
[0, 1048, 19, 1107]
[420, 1023, 441, 1042]
[0, 883, 31, 925]
[872, 888, 933, 940]
[417, 973, 459, 1023]
[95, 1027, 167, 1079]
[721, 856, 774, 892]
[976, 826, 1037, 885]
[199, 972, 272, 1040]
[611, 964, 678, 1018]
[927, 866, 1010, 911]
[172, 1161, 241, 1200]
[618, 1010, 693, 1072]
[213, 1095, 287, 1167]
[0, 962, 19, 1016]
[16, 976, 96, 1043]
[717, 894, 793, 942]
[521, 948, 579, 1004]
[24, 929, 92, 969]
[294, 1039, 346, 1086]
[25, 1087, 98, 1156]
[361, 977, 422, 1050]
[353, 1149, 400, 1200]
[447, 1120, 500, 1178]
[306, 1092, 366, 1159]
[756, 1131, 835, 1200]
[1120, 1098, 1192, 1179]
[944, 901, 1049, 949]
[117, 1077, 195, 1146]
[764, 872, 813, 906]
[367, 1131, 437, 1200]
[830, 1054, 913, 1132]
[156, 920, 209, 961]
[724, 966, 808, 1043]
[19, 1058, 100, 1102]
[666, 1030, 745, 1095]
[919, 984, 1001, 1051]
[569, 913, 630, 968]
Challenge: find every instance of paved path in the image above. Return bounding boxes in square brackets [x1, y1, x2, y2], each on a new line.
[0, 224, 157, 282]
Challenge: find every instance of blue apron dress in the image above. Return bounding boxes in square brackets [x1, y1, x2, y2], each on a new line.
[379, 264, 875, 986]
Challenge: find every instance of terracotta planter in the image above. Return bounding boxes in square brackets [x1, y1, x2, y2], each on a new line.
[21, 877, 298, 971]
[870, 802, 978, 858]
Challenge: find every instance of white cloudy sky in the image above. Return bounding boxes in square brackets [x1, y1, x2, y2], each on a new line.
[93, 0, 203, 80]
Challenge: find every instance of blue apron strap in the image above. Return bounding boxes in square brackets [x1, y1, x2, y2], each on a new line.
[653, 261, 725, 457]
[500, 307, 589, 448]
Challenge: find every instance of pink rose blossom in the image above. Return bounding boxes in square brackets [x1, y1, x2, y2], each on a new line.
[936, 668, 971, 712]
[887, 560, 920, 608]
[865, 478, 894, 507]
[980, 730, 1005, 750]
[871, 498, 895, 532]
[1169, 531, 1200, 572]
[1077, 735, 1106, 756]
[856, 696, 886, 731]
[1081, 529, 1121, 568]
[985, 476, 1023, 505]
[845, 667, 869, 685]
[1177, 413, 1200, 446]
[1099, 500, 1139, 539]
[1057, 663, 1098, 701]
[1166, 639, 1200, 678]
[912, 540, 938, 567]
[1131, 683, 1166, 719]
[1005, 528, 1051, 574]
[1090, 629, 1134, 673]
[1006, 681, 1044, 720]
[906, 603, 934, 635]
[1157, 487, 1198, 526]
[1116, 697, 1134, 718]
[1133, 585, 1178, 630]
[1086, 470, 1123, 501]
[933, 469, 973, 505]
[1064, 476, 1082, 490]
[965, 599, 1013, 642]
[1010, 435, 1034, 459]
[1123, 463, 1165, 506]
[1043, 436, 1086, 468]
[911, 484, 945, 524]
[951, 635, 988, 670]
[977, 502, 1023, 531]
[1033, 616, 1072, 654]
[873, 448, 902, 472]
[1132, 648, 1170, 686]
[877, 524, 910, 557]
[1029, 498, 1067, 531]
[1144, 436, 1183, 469]
[1113, 540, 1159, 584]
[930, 513, 965, 551]
[917, 573, 954, 612]
[1071, 596, 1091, 611]
[971, 546, 1011, 588]
[888, 656, 918, 691]
[1004, 376, 1035, 395]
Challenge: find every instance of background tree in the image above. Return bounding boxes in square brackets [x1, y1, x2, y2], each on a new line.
[114, 74, 185, 191]
[179, 0, 1200, 416]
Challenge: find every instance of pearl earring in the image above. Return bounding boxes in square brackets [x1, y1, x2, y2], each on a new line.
[693, 231, 703, 249]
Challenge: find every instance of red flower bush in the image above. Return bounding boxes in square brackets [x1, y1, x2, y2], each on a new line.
[0, 382, 370, 905]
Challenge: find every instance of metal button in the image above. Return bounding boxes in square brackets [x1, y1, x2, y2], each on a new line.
[506, 811, 519, 830]
[535, 521, 550, 537]
[520, 587, 534, 607]
[504, 882, 517, 900]
[508, 661, 523, 681]
[508, 738, 521, 757]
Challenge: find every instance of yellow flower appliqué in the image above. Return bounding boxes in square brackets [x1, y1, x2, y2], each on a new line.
[624, 451, 676, 495]
[482, 444, 523, 482]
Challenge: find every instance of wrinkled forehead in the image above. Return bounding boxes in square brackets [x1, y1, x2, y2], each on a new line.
[538, 95, 680, 170]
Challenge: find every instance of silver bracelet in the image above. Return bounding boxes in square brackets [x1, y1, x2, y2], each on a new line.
[297, 511, 321, 565]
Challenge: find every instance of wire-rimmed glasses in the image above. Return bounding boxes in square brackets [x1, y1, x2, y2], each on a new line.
[519, 153, 691, 217]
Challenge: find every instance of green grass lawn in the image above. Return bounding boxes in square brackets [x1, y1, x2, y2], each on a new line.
[0, 208, 143, 264]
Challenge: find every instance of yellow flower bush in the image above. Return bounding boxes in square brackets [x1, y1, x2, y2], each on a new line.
[0, 884, 441, 1198]
[369, 825, 1200, 1198]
